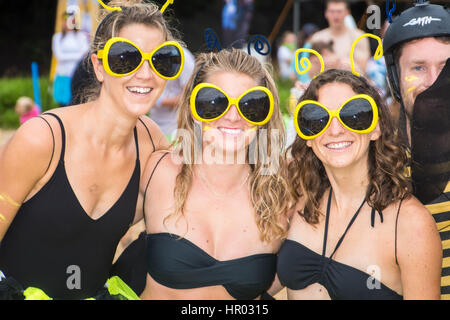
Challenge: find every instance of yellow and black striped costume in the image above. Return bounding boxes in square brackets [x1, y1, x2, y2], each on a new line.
[426, 181, 450, 300]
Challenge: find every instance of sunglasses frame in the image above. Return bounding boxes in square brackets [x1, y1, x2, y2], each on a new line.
[293, 94, 379, 140]
[190, 83, 275, 126]
[97, 37, 185, 79]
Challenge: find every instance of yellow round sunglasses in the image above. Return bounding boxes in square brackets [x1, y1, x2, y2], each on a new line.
[294, 94, 379, 140]
[190, 83, 274, 126]
[97, 37, 184, 79]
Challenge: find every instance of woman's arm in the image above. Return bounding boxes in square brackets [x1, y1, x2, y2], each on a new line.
[397, 197, 442, 300]
[267, 274, 285, 297]
[0, 118, 54, 241]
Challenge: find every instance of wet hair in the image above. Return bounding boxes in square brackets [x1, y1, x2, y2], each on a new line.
[288, 69, 411, 225]
[170, 48, 292, 242]
[75, 0, 182, 104]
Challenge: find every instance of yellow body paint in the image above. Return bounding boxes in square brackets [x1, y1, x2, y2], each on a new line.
[0, 193, 20, 208]
[407, 86, 417, 94]
[0, 213, 5, 222]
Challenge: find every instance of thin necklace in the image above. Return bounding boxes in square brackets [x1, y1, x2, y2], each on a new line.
[197, 169, 251, 198]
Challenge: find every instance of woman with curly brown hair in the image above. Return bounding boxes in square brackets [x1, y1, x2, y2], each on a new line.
[275, 69, 442, 300]
[140, 48, 292, 300]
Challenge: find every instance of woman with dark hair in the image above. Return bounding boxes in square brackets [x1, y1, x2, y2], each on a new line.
[276, 69, 442, 299]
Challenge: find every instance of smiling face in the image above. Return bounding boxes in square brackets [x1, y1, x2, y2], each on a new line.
[200, 71, 259, 156]
[306, 82, 381, 170]
[398, 37, 450, 118]
[92, 23, 167, 117]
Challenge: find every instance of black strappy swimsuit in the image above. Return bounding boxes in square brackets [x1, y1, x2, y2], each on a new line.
[277, 189, 403, 300]
[0, 113, 140, 299]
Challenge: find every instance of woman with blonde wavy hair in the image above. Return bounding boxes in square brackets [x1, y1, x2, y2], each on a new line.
[140, 48, 292, 300]
[275, 69, 442, 300]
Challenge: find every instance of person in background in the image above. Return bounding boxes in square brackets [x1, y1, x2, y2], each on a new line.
[14, 97, 41, 125]
[235, 0, 254, 46]
[222, 0, 239, 48]
[309, 0, 370, 75]
[290, 23, 319, 83]
[277, 31, 297, 81]
[52, 10, 90, 106]
[365, 20, 390, 102]
[149, 46, 195, 141]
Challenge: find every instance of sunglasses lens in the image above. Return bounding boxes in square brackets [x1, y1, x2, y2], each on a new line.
[108, 41, 142, 74]
[152, 44, 182, 78]
[340, 98, 374, 131]
[297, 103, 330, 137]
[195, 87, 229, 120]
[239, 90, 272, 123]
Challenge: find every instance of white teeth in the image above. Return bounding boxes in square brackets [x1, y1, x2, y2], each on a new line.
[128, 87, 151, 94]
[326, 142, 352, 149]
[219, 128, 242, 135]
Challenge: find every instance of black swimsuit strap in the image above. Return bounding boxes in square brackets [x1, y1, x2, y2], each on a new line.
[133, 127, 139, 161]
[43, 113, 66, 160]
[323, 188, 366, 259]
[142, 152, 170, 217]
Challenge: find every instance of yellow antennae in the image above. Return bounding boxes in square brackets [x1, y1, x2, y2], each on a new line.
[160, 0, 174, 13]
[294, 48, 325, 78]
[350, 33, 383, 77]
[97, 0, 122, 12]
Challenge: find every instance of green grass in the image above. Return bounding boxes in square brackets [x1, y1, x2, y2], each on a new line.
[0, 77, 58, 128]
[275, 77, 292, 117]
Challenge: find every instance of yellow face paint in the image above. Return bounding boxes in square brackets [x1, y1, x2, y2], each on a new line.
[0, 213, 5, 222]
[203, 125, 212, 132]
[405, 75, 419, 82]
[247, 126, 258, 132]
[0, 193, 20, 208]
[407, 86, 417, 94]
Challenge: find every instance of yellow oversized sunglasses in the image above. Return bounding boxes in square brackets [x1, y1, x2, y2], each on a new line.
[190, 83, 274, 126]
[294, 94, 379, 140]
[97, 37, 184, 79]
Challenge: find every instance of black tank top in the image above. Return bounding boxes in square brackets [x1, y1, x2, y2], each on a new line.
[0, 113, 140, 299]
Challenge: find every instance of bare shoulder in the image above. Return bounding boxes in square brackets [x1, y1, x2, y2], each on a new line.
[396, 196, 437, 233]
[395, 195, 441, 261]
[2, 116, 55, 161]
[310, 28, 331, 42]
[137, 115, 170, 151]
[140, 150, 182, 193]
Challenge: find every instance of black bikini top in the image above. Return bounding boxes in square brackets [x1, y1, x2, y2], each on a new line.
[277, 188, 403, 300]
[143, 153, 277, 300]
[146, 233, 276, 300]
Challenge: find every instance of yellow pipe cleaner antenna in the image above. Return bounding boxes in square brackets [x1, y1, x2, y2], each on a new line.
[294, 48, 325, 78]
[351, 33, 383, 77]
[96, 0, 122, 12]
[160, 0, 174, 13]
